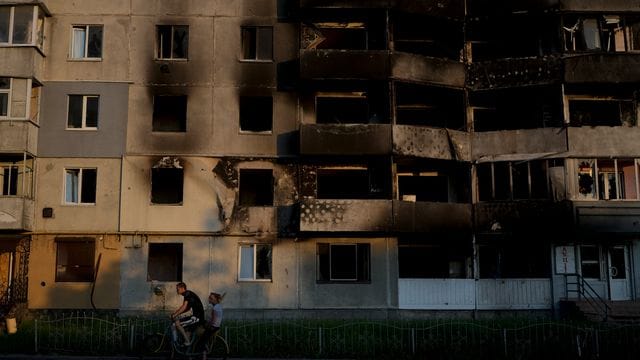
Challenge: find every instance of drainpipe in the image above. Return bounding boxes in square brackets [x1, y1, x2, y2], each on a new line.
[90, 253, 102, 310]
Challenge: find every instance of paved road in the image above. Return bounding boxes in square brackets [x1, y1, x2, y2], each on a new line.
[1, 356, 350, 360]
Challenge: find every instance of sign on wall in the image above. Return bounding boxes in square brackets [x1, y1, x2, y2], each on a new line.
[555, 245, 576, 274]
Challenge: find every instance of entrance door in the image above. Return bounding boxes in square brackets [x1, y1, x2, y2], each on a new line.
[608, 245, 631, 301]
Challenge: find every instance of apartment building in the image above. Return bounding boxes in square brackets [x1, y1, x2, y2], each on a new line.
[1, 0, 639, 319]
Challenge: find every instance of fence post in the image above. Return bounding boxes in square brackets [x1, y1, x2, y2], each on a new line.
[129, 323, 135, 351]
[595, 329, 599, 359]
[318, 327, 323, 354]
[34, 319, 38, 353]
[503, 328, 508, 358]
[411, 328, 416, 355]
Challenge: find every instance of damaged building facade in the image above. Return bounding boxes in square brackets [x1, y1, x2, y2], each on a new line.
[1, 0, 640, 318]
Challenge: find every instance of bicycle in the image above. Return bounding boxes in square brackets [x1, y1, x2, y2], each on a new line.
[143, 321, 229, 359]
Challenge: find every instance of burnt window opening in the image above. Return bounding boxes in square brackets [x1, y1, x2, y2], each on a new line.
[392, 14, 463, 60]
[471, 87, 563, 132]
[157, 25, 188, 59]
[303, 23, 368, 50]
[239, 96, 272, 132]
[316, 95, 369, 124]
[153, 95, 187, 132]
[239, 169, 274, 206]
[395, 83, 465, 130]
[399, 238, 472, 279]
[148, 243, 183, 281]
[242, 26, 273, 61]
[568, 99, 636, 127]
[398, 173, 448, 202]
[479, 242, 550, 279]
[576, 158, 638, 200]
[55, 238, 95, 282]
[317, 166, 389, 199]
[317, 243, 370, 282]
[151, 167, 183, 205]
[477, 160, 552, 201]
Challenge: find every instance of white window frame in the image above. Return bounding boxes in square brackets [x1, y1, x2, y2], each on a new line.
[0, 77, 11, 118]
[63, 168, 97, 205]
[69, 24, 102, 60]
[237, 243, 272, 282]
[0, 5, 39, 46]
[67, 95, 99, 130]
[156, 25, 189, 60]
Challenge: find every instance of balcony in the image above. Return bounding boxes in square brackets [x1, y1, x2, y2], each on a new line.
[467, 56, 564, 90]
[574, 201, 640, 234]
[300, 124, 391, 155]
[393, 125, 470, 161]
[391, 52, 465, 88]
[393, 200, 472, 233]
[475, 200, 573, 234]
[0, 121, 38, 154]
[298, 0, 465, 16]
[299, 199, 392, 232]
[230, 206, 277, 236]
[567, 127, 640, 157]
[564, 54, 640, 84]
[473, 128, 567, 162]
[0, 46, 44, 80]
[0, 197, 33, 231]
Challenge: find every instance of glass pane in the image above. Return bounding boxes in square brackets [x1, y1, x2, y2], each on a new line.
[85, 96, 99, 127]
[618, 159, 636, 199]
[67, 95, 83, 128]
[242, 27, 256, 59]
[330, 244, 357, 280]
[239, 245, 254, 279]
[81, 169, 96, 203]
[0, 93, 7, 117]
[577, 160, 596, 198]
[257, 27, 273, 60]
[37, 8, 44, 48]
[2, 166, 18, 195]
[172, 26, 188, 59]
[610, 247, 626, 279]
[157, 26, 172, 59]
[0, 7, 10, 43]
[72, 27, 86, 58]
[255, 245, 272, 279]
[65, 169, 79, 203]
[87, 26, 102, 58]
[597, 159, 617, 199]
[628, 18, 640, 51]
[581, 19, 601, 50]
[12, 6, 33, 44]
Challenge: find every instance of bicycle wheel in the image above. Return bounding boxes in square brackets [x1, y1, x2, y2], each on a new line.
[206, 334, 229, 360]
[143, 333, 166, 354]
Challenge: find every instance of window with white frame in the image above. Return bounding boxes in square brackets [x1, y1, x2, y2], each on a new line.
[0, 77, 9, 117]
[576, 159, 639, 200]
[70, 25, 103, 59]
[238, 243, 272, 281]
[317, 243, 370, 282]
[580, 245, 601, 279]
[156, 25, 188, 60]
[241, 26, 273, 61]
[67, 95, 99, 129]
[0, 5, 44, 46]
[64, 168, 97, 204]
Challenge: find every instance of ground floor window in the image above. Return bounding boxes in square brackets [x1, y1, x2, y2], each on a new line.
[479, 242, 550, 278]
[317, 243, 370, 282]
[148, 243, 183, 281]
[238, 243, 272, 281]
[55, 238, 95, 282]
[579, 244, 601, 279]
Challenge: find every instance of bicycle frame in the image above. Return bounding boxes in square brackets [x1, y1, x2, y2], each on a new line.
[144, 322, 229, 359]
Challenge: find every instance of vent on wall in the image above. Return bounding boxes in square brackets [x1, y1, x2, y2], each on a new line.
[42, 207, 53, 218]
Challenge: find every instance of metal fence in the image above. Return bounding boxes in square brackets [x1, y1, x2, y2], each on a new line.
[2, 313, 640, 359]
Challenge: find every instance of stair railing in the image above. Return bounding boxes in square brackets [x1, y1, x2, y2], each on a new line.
[564, 273, 610, 321]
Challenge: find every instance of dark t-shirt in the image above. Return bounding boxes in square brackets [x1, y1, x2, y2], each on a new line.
[182, 290, 204, 322]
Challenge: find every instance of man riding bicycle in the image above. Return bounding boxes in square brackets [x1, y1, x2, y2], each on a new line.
[170, 282, 205, 346]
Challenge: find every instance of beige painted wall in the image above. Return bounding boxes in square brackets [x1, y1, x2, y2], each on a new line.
[34, 158, 121, 232]
[28, 234, 121, 309]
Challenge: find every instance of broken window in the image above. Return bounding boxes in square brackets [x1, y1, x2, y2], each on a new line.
[580, 245, 601, 279]
[55, 238, 95, 282]
[398, 238, 471, 279]
[398, 173, 448, 202]
[395, 83, 465, 130]
[577, 158, 639, 200]
[148, 243, 183, 281]
[568, 99, 636, 127]
[157, 25, 188, 60]
[67, 95, 99, 129]
[65, 168, 97, 204]
[479, 242, 550, 279]
[0, 77, 9, 117]
[316, 94, 369, 124]
[151, 159, 183, 205]
[239, 169, 273, 206]
[152, 95, 187, 132]
[317, 243, 370, 282]
[392, 14, 463, 60]
[564, 15, 636, 53]
[302, 22, 368, 50]
[477, 160, 551, 201]
[239, 96, 272, 132]
[242, 26, 273, 61]
[238, 243, 272, 281]
[317, 166, 388, 199]
[70, 25, 103, 59]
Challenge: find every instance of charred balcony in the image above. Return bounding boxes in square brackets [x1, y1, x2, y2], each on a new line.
[574, 201, 640, 234]
[297, 1, 465, 17]
[474, 200, 573, 235]
[300, 124, 392, 155]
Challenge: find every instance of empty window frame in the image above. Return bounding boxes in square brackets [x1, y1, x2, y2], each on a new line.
[477, 160, 553, 201]
[316, 94, 369, 124]
[147, 243, 183, 282]
[70, 25, 103, 59]
[568, 98, 636, 127]
[317, 167, 388, 199]
[239, 96, 272, 132]
[238, 243, 272, 281]
[55, 238, 95, 282]
[64, 168, 97, 204]
[576, 159, 639, 200]
[317, 243, 370, 282]
[0, 157, 33, 197]
[151, 167, 183, 205]
[303, 22, 368, 50]
[241, 26, 273, 61]
[397, 172, 449, 202]
[152, 95, 187, 132]
[0, 5, 43, 46]
[67, 95, 99, 129]
[1, 165, 17, 196]
[398, 239, 471, 279]
[564, 15, 639, 53]
[239, 169, 273, 206]
[479, 243, 550, 279]
[395, 83, 465, 130]
[580, 245, 601, 279]
[156, 25, 188, 60]
[0, 77, 9, 117]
